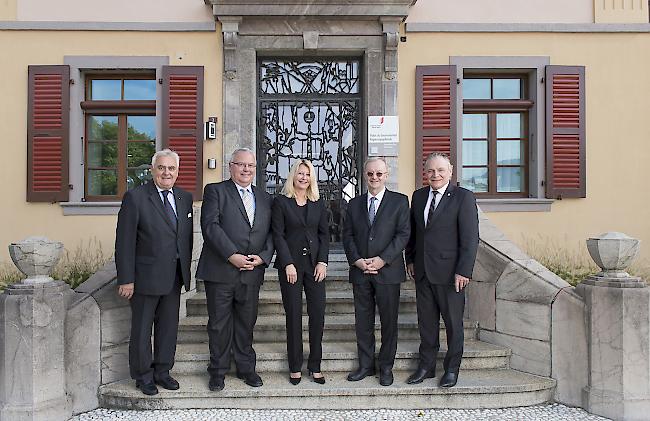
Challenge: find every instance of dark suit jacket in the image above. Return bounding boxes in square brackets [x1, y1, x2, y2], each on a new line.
[342, 190, 411, 285]
[271, 195, 329, 270]
[405, 184, 479, 284]
[196, 179, 274, 285]
[115, 181, 194, 295]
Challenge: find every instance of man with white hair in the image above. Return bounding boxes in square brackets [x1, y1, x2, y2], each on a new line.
[115, 149, 194, 396]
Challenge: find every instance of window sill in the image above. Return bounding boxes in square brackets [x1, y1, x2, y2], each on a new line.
[61, 202, 121, 215]
[477, 198, 553, 212]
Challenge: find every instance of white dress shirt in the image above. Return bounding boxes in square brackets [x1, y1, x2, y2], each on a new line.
[234, 181, 256, 211]
[423, 182, 449, 225]
[367, 187, 386, 213]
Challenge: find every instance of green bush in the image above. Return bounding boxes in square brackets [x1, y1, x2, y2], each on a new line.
[0, 238, 110, 291]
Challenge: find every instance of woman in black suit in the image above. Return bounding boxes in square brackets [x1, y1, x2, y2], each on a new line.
[272, 159, 329, 385]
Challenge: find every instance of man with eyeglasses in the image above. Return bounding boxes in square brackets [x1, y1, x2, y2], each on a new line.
[115, 149, 194, 396]
[342, 157, 410, 386]
[196, 148, 274, 392]
[405, 152, 479, 388]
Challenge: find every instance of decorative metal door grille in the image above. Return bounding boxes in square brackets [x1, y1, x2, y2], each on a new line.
[257, 59, 362, 242]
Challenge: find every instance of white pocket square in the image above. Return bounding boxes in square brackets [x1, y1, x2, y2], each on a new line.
[187, 212, 192, 218]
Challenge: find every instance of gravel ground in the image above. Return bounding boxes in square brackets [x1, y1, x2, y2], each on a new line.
[71, 404, 611, 420]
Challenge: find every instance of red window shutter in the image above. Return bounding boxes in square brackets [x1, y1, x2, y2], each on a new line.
[415, 65, 457, 186]
[162, 66, 204, 200]
[27, 65, 70, 202]
[545, 66, 586, 199]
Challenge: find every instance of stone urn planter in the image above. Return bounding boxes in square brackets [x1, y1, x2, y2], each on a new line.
[586, 232, 640, 278]
[8, 236, 64, 283]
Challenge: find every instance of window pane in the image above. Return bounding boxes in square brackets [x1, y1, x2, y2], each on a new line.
[462, 141, 487, 166]
[496, 113, 521, 139]
[493, 79, 521, 99]
[461, 167, 488, 193]
[463, 79, 490, 99]
[90, 80, 121, 100]
[88, 142, 118, 167]
[87, 170, 118, 196]
[128, 142, 156, 168]
[127, 116, 155, 141]
[497, 167, 523, 192]
[127, 168, 152, 190]
[463, 114, 487, 138]
[497, 140, 522, 165]
[88, 116, 118, 141]
[124, 79, 156, 100]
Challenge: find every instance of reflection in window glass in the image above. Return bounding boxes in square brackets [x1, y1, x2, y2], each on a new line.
[89, 116, 118, 141]
[463, 79, 490, 99]
[497, 167, 523, 192]
[463, 114, 488, 138]
[127, 142, 155, 168]
[124, 80, 156, 100]
[127, 168, 152, 190]
[493, 79, 521, 99]
[91, 80, 121, 100]
[497, 140, 522, 165]
[88, 170, 118, 195]
[461, 167, 488, 193]
[462, 141, 487, 166]
[127, 116, 155, 141]
[87, 142, 118, 167]
[496, 113, 521, 139]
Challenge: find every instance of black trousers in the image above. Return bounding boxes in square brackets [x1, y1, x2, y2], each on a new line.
[129, 263, 182, 383]
[415, 279, 465, 374]
[352, 279, 401, 370]
[278, 254, 326, 373]
[204, 280, 261, 377]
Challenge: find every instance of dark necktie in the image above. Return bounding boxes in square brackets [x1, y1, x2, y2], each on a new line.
[427, 190, 438, 227]
[161, 190, 177, 224]
[368, 196, 377, 225]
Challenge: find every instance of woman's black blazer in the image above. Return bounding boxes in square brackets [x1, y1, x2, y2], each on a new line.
[271, 195, 329, 270]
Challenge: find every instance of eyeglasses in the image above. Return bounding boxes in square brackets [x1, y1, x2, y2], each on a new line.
[230, 162, 256, 169]
[155, 165, 177, 172]
[366, 171, 385, 178]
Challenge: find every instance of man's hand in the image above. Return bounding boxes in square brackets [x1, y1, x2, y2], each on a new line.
[354, 258, 369, 272]
[455, 274, 470, 293]
[406, 263, 415, 279]
[366, 257, 385, 273]
[118, 283, 134, 299]
[314, 262, 327, 282]
[229, 253, 255, 270]
[285, 264, 298, 284]
[247, 254, 264, 267]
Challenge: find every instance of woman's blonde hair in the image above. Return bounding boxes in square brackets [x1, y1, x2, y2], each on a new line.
[281, 159, 320, 201]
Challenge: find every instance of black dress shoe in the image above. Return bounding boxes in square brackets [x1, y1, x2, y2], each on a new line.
[237, 371, 263, 387]
[208, 375, 225, 391]
[439, 372, 458, 388]
[347, 367, 375, 382]
[379, 368, 394, 386]
[289, 373, 302, 385]
[154, 375, 180, 390]
[135, 380, 159, 396]
[309, 371, 326, 385]
[406, 367, 435, 384]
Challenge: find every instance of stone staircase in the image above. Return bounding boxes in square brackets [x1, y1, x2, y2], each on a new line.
[99, 253, 555, 409]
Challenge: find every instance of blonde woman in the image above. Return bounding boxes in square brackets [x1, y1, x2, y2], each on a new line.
[271, 159, 329, 385]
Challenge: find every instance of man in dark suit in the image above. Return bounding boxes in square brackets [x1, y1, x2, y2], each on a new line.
[343, 157, 410, 386]
[196, 148, 274, 391]
[405, 152, 479, 388]
[115, 149, 194, 396]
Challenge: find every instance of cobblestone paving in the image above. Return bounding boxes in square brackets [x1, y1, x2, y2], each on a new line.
[71, 404, 611, 420]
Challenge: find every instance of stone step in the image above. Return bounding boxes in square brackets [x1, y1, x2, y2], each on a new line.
[177, 315, 478, 343]
[186, 290, 418, 316]
[98, 369, 555, 410]
[196, 276, 416, 292]
[173, 340, 510, 374]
